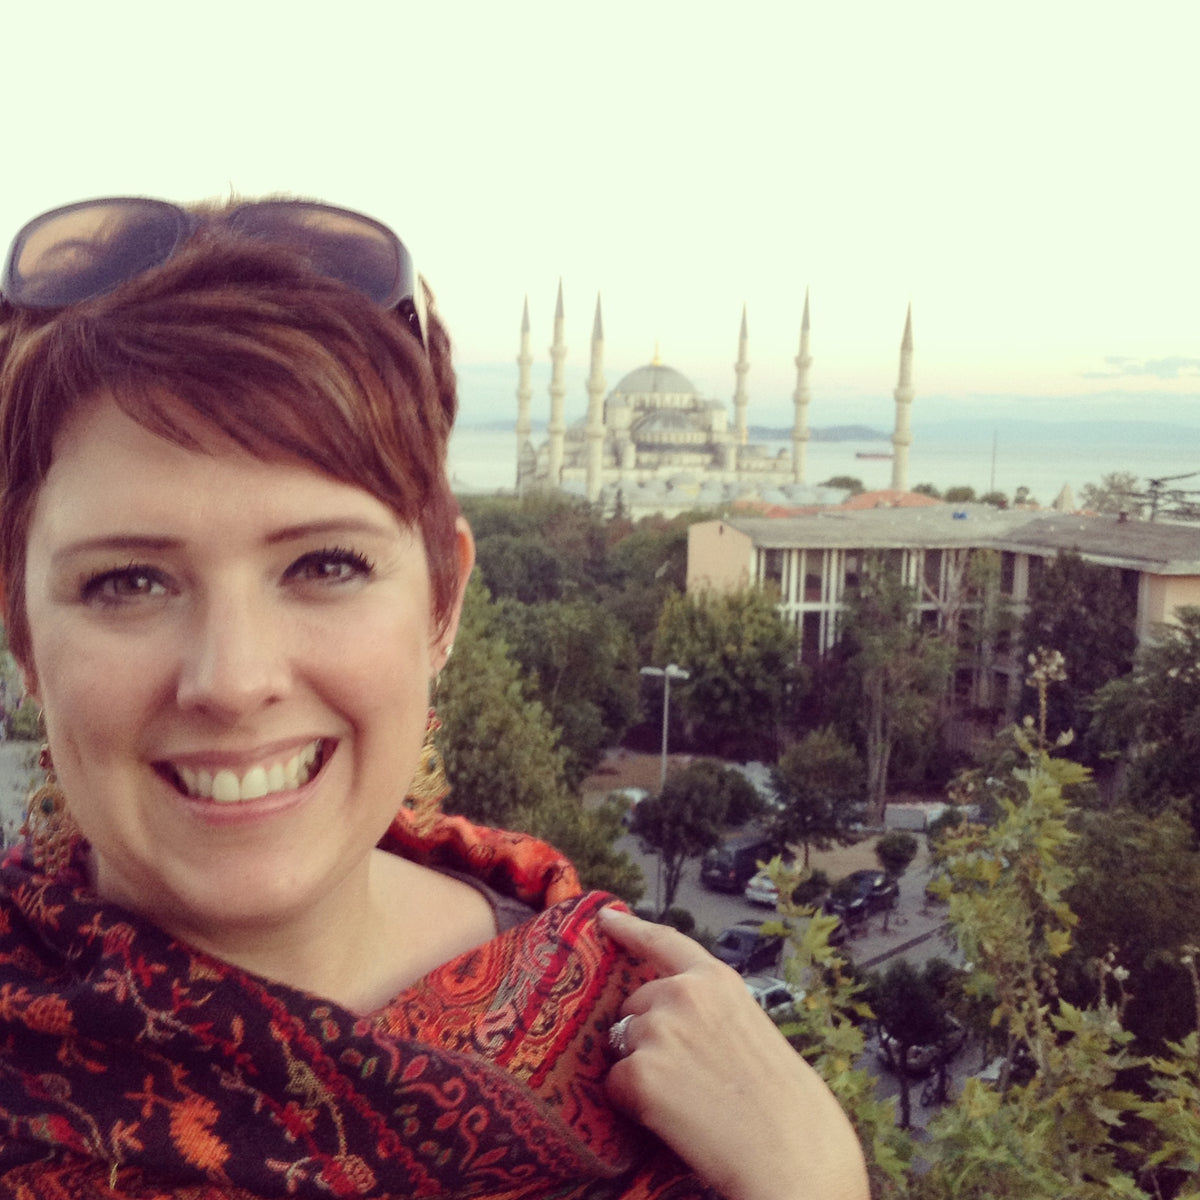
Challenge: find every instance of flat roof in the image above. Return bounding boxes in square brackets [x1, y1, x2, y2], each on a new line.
[717, 506, 1200, 574]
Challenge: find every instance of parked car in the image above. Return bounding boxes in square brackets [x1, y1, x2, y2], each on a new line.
[743, 974, 803, 1020]
[744, 867, 786, 907]
[700, 834, 773, 892]
[877, 1015, 967, 1076]
[744, 864, 829, 910]
[712, 920, 783, 974]
[823, 869, 899, 923]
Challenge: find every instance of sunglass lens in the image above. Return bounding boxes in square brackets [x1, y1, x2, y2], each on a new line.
[5, 199, 190, 308]
[228, 202, 409, 310]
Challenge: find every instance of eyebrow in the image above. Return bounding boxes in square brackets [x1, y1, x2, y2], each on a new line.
[52, 518, 403, 563]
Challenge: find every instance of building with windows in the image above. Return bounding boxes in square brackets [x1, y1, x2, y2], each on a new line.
[687, 506, 1200, 717]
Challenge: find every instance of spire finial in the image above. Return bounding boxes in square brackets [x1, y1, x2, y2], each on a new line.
[521, 295, 530, 333]
[802, 288, 810, 331]
[592, 292, 603, 341]
[652, 340, 662, 365]
[555, 278, 564, 319]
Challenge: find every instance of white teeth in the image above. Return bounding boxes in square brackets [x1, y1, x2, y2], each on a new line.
[173, 741, 324, 803]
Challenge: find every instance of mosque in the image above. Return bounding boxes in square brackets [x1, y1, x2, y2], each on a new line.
[515, 286, 916, 517]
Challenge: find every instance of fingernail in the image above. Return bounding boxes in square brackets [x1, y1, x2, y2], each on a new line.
[598, 905, 633, 925]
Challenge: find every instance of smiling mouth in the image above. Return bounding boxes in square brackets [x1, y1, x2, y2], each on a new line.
[162, 739, 330, 803]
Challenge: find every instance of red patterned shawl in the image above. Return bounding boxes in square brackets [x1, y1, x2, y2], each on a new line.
[0, 810, 717, 1199]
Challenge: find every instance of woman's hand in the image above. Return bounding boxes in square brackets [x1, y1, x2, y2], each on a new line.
[600, 907, 868, 1200]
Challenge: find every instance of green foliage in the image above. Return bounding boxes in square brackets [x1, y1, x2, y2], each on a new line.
[438, 576, 571, 828]
[871, 959, 947, 1128]
[839, 556, 955, 819]
[978, 490, 1008, 508]
[912, 482, 942, 498]
[681, 758, 764, 827]
[1090, 606, 1200, 843]
[761, 860, 917, 1193]
[631, 760, 735, 915]
[1079, 471, 1144, 518]
[0, 627, 37, 739]
[1062, 807, 1200, 1050]
[519, 793, 645, 903]
[491, 596, 640, 789]
[943, 485, 977, 503]
[1019, 551, 1137, 755]
[439, 575, 643, 899]
[819, 475, 865, 493]
[461, 493, 608, 602]
[874, 829, 919, 878]
[597, 517, 690, 663]
[768, 727, 865, 867]
[653, 587, 807, 760]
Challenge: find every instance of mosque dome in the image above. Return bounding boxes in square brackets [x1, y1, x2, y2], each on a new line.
[611, 362, 698, 396]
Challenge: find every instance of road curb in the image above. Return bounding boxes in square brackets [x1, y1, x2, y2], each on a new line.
[854, 920, 950, 970]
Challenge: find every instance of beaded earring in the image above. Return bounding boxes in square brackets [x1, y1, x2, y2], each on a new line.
[404, 708, 449, 835]
[23, 745, 79, 875]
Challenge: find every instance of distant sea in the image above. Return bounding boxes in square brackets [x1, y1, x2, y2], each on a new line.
[448, 419, 1200, 508]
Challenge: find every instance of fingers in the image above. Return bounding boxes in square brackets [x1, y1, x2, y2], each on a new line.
[598, 904, 869, 1200]
[597, 905, 713, 976]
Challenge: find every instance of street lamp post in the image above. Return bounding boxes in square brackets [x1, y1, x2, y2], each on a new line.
[639, 663, 690, 916]
[640, 663, 690, 791]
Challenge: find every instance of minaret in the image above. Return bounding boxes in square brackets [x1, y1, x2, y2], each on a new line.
[890, 303, 914, 492]
[585, 294, 606, 504]
[515, 296, 533, 494]
[733, 303, 749, 448]
[546, 280, 567, 488]
[792, 289, 812, 483]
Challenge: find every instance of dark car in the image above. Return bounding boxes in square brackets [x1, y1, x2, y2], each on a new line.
[712, 920, 783, 975]
[823, 869, 899, 923]
[700, 835, 773, 892]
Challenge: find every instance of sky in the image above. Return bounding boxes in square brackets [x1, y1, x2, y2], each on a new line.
[3, 1, 1197, 429]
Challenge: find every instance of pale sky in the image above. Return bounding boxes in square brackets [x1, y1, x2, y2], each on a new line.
[4, 0, 1197, 427]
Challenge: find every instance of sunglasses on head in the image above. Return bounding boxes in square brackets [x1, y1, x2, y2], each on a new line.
[0, 196, 427, 348]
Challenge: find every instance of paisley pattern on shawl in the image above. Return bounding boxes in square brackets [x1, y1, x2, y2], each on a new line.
[0, 809, 718, 1199]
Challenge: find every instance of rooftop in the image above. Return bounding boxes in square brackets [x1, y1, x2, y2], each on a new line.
[721, 507, 1200, 574]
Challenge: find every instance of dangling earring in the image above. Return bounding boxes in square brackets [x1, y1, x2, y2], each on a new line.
[23, 745, 79, 876]
[405, 708, 449, 835]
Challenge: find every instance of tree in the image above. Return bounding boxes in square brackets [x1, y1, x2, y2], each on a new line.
[492, 596, 640, 789]
[875, 829, 918, 879]
[912, 482, 942, 499]
[1089, 605, 1200, 843]
[631, 761, 732, 915]
[840, 558, 955, 823]
[1062, 806, 1200, 1050]
[653, 587, 807, 759]
[438, 576, 571, 829]
[769, 727, 865, 867]
[819, 475, 864, 494]
[439, 576, 643, 899]
[1020, 551, 1137, 756]
[871, 959, 947, 1129]
[1079, 470, 1143, 517]
[943, 485, 976, 503]
[978, 490, 1007, 508]
[596, 517, 690, 665]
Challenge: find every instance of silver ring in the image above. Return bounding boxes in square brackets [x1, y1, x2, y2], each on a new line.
[608, 1014, 634, 1058]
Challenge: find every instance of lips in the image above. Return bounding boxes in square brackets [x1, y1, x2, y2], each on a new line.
[164, 739, 328, 803]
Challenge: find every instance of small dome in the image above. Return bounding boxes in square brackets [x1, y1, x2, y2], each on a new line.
[611, 362, 698, 397]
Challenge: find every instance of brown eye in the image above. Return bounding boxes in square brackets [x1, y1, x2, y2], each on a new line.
[82, 566, 169, 605]
[286, 547, 374, 585]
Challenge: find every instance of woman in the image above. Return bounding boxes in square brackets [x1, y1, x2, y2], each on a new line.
[0, 196, 867, 1199]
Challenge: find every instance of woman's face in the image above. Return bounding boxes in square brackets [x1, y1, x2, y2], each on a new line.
[20, 392, 470, 945]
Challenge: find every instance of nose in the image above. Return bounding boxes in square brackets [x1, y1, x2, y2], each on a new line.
[175, 589, 292, 720]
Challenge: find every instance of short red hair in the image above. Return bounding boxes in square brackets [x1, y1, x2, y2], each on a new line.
[0, 206, 463, 669]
